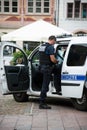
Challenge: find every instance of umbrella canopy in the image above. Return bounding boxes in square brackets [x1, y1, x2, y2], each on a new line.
[1, 20, 72, 42]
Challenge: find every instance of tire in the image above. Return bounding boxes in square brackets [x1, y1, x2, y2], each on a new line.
[13, 92, 28, 102]
[71, 90, 87, 111]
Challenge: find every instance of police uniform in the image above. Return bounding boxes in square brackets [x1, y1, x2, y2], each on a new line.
[39, 42, 60, 109]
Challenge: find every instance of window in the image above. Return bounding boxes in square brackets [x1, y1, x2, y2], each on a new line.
[67, 3, 73, 18]
[12, 0, 18, 12]
[27, 0, 49, 14]
[23, 41, 40, 51]
[3, 45, 15, 65]
[4, 0, 9, 12]
[23, 43, 30, 51]
[36, 0, 41, 13]
[56, 45, 67, 65]
[44, 0, 49, 13]
[67, 44, 87, 66]
[82, 3, 87, 18]
[3, 45, 27, 66]
[32, 51, 39, 64]
[28, 0, 33, 13]
[0, 0, 18, 13]
[3, 46, 13, 56]
[75, 31, 87, 36]
[67, 0, 87, 19]
[74, 0, 80, 18]
[0, 0, 1, 12]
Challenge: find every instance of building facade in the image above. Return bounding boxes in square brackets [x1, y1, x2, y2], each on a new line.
[56, 0, 87, 35]
[0, 0, 87, 37]
[0, 0, 55, 35]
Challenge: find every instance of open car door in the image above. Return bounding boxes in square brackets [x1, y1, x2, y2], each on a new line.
[0, 42, 29, 95]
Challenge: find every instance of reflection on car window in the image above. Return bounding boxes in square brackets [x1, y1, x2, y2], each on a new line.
[67, 44, 87, 66]
[3, 46, 13, 56]
[56, 45, 67, 65]
[32, 51, 39, 64]
[3, 45, 27, 66]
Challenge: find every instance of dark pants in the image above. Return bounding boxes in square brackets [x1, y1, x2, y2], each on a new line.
[53, 64, 61, 92]
[40, 65, 61, 104]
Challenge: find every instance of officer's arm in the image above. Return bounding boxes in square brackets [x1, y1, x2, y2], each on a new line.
[50, 55, 58, 64]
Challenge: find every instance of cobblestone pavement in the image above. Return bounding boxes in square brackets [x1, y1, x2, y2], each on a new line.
[0, 92, 87, 130]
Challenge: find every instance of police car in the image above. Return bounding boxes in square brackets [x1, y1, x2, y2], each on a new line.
[0, 36, 87, 111]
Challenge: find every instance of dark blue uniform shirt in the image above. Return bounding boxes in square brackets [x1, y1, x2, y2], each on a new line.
[45, 43, 55, 55]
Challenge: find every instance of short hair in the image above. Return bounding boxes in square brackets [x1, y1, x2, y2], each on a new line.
[48, 35, 56, 41]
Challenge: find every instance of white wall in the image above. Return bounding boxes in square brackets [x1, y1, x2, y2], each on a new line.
[58, 0, 87, 34]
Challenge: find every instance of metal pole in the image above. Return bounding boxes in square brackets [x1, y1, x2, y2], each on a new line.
[56, 0, 59, 26]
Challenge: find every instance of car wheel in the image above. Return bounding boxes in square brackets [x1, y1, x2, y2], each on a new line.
[13, 92, 28, 102]
[71, 90, 87, 111]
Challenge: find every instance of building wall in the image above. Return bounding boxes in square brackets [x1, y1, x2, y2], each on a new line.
[0, 0, 55, 34]
[58, 0, 87, 34]
[1, 0, 87, 36]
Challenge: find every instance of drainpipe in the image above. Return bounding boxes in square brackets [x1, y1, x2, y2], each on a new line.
[56, 0, 59, 26]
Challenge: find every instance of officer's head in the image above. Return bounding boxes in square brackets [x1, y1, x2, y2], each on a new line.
[48, 35, 56, 45]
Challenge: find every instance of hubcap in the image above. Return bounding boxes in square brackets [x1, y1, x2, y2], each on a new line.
[15, 93, 22, 97]
[76, 94, 86, 105]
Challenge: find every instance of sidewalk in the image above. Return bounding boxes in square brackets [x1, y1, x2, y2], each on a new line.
[0, 101, 87, 130]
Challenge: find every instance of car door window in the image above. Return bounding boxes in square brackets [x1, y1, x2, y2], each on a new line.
[3, 45, 27, 66]
[31, 51, 40, 71]
[56, 45, 67, 65]
[32, 51, 39, 64]
[67, 44, 87, 66]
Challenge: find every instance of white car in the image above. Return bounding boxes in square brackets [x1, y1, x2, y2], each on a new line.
[0, 37, 87, 111]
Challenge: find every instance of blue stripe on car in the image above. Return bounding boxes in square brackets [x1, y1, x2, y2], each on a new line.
[61, 75, 86, 81]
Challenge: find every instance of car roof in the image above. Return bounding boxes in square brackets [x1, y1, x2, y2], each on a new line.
[56, 36, 87, 45]
[56, 36, 73, 42]
[70, 36, 87, 44]
[56, 36, 73, 45]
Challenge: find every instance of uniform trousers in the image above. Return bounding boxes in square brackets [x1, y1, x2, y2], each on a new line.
[40, 65, 61, 104]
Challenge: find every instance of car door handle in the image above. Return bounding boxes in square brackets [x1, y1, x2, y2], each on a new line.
[62, 72, 68, 74]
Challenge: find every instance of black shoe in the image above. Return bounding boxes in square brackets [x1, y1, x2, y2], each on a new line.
[52, 91, 62, 95]
[39, 104, 51, 109]
[57, 91, 62, 95]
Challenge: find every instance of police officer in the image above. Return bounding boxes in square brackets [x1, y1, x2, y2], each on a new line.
[39, 35, 59, 109]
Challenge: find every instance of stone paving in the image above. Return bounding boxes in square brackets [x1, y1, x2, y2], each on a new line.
[0, 93, 87, 130]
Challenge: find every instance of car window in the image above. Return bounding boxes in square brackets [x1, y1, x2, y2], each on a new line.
[56, 45, 67, 65]
[3, 46, 13, 56]
[32, 51, 39, 64]
[31, 51, 40, 73]
[67, 44, 87, 66]
[3, 45, 27, 66]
